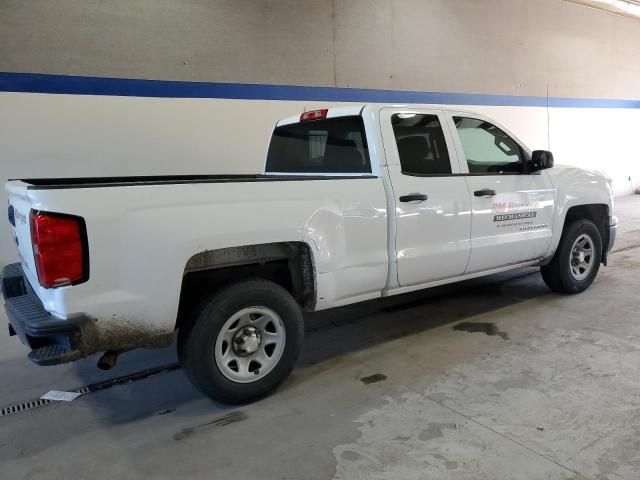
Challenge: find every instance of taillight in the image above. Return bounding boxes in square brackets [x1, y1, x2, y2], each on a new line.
[300, 109, 328, 122]
[30, 210, 88, 288]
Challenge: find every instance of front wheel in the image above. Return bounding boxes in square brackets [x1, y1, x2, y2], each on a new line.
[541, 219, 602, 294]
[179, 279, 304, 404]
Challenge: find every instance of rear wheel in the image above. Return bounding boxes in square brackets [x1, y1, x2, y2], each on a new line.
[179, 279, 304, 404]
[541, 219, 602, 294]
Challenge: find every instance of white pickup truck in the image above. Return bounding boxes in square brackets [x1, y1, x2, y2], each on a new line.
[3, 105, 617, 404]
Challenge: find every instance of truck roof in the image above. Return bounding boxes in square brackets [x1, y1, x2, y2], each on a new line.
[275, 104, 484, 127]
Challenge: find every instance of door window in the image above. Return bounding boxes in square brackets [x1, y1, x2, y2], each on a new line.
[453, 117, 524, 174]
[391, 114, 452, 175]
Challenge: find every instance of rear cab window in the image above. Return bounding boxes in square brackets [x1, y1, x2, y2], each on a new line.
[265, 116, 371, 174]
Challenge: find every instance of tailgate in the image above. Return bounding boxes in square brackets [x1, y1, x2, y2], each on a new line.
[6, 181, 38, 283]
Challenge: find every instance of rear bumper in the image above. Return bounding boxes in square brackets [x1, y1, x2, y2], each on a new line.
[2, 263, 87, 356]
[3, 263, 173, 365]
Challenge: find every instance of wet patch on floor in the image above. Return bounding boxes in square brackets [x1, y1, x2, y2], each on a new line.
[173, 411, 248, 441]
[332, 392, 577, 479]
[453, 322, 509, 340]
[340, 450, 362, 461]
[445, 460, 460, 470]
[360, 373, 387, 385]
[418, 422, 459, 441]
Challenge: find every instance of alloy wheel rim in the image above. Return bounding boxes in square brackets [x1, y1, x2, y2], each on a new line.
[214, 307, 286, 383]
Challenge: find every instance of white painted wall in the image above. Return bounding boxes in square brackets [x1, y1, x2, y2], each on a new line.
[1, 92, 638, 266]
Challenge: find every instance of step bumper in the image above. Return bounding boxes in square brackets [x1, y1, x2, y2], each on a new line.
[2, 263, 87, 365]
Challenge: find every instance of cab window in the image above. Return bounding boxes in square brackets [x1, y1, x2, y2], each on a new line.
[453, 117, 524, 174]
[266, 116, 370, 174]
[391, 113, 452, 175]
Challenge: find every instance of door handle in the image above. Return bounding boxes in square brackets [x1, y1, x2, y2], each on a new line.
[474, 188, 496, 197]
[399, 193, 428, 203]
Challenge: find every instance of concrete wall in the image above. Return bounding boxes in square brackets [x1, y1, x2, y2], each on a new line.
[3, 0, 640, 97]
[1, 0, 639, 266]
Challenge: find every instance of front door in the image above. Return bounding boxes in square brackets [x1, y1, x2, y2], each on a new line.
[381, 108, 472, 287]
[445, 113, 555, 273]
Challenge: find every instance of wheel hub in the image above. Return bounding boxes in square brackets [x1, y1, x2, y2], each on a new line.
[569, 233, 594, 281]
[215, 306, 286, 384]
[232, 326, 262, 356]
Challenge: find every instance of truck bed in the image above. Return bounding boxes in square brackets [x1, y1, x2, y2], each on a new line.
[6, 175, 389, 337]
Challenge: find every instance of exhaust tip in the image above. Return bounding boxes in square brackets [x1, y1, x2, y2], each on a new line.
[97, 350, 119, 370]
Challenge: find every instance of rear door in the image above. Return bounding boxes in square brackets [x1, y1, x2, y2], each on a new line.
[445, 113, 555, 273]
[380, 107, 472, 287]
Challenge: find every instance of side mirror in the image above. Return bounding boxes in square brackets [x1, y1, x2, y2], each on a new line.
[528, 150, 554, 172]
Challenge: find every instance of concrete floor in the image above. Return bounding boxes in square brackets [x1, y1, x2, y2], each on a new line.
[1, 195, 639, 480]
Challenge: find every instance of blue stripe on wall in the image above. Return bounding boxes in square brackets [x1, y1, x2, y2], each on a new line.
[1, 72, 639, 109]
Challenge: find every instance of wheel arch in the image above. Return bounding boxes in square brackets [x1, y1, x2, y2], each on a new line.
[175, 242, 316, 331]
[563, 204, 609, 246]
[546, 203, 610, 265]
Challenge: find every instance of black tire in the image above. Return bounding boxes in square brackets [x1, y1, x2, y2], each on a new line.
[541, 219, 602, 294]
[179, 279, 304, 404]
